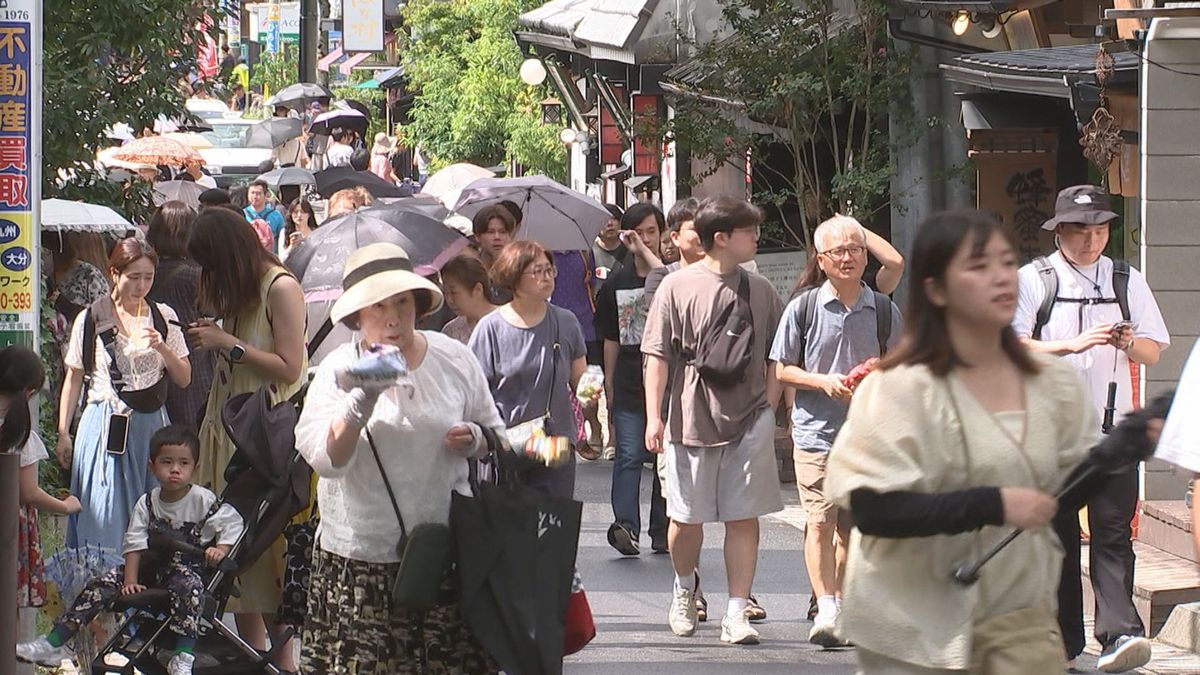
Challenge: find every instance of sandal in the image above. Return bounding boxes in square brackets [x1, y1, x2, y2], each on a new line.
[576, 441, 601, 461]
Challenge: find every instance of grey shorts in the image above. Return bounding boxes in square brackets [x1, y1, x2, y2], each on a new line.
[663, 408, 784, 524]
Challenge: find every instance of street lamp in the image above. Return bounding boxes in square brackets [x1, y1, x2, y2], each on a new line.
[952, 11, 971, 36]
[519, 58, 547, 86]
[541, 97, 562, 126]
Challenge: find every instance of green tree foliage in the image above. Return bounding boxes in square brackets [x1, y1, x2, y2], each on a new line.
[43, 0, 213, 218]
[400, 0, 566, 180]
[661, 0, 922, 248]
[251, 49, 300, 108]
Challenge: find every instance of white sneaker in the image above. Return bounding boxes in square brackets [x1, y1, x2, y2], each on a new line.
[16, 636, 71, 667]
[167, 652, 195, 675]
[720, 611, 761, 645]
[1097, 635, 1151, 673]
[668, 586, 698, 637]
[809, 607, 843, 648]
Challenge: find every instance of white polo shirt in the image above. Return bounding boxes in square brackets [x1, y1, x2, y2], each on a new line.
[1013, 251, 1169, 425]
[1156, 339, 1200, 473]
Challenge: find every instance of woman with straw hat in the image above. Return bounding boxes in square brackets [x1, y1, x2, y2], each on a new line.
[296, 242, 503, 673]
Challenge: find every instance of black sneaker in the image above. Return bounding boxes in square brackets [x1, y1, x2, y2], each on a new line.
[695, 571, 708, 622]
[650, 531, 669, 554]
[606, 522, 640, 556]
[1097, 635, 1151, 673]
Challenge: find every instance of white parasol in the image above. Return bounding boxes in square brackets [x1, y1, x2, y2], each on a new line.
[41, 198, 134, 233]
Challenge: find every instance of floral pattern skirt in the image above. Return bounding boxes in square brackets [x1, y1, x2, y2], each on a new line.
[17, 505, 45, 607]
[300, 547, 496, 675]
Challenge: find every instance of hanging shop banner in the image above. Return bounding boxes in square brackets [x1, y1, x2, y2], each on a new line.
[343, 0, 384, 52]
[0, 0, 39, 348]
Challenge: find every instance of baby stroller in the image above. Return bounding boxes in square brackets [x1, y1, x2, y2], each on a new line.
[90, 385, 313, 675]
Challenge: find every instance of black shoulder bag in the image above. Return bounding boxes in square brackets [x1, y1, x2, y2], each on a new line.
[685, 270, 755, 388]
[365, 429, 454, 611]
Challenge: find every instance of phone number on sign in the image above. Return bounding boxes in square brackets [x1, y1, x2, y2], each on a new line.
[0, 292, 33, 311]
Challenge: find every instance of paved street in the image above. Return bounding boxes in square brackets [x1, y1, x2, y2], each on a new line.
[565, 458, 858, 674]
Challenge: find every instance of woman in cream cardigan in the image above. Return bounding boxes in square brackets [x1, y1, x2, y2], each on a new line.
[826, 210, 1099, 674]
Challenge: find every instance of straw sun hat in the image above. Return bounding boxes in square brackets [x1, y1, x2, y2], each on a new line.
[330, 242, 444, 324]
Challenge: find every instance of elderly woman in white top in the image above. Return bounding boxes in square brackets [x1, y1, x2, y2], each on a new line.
[295, 242, 503, 674]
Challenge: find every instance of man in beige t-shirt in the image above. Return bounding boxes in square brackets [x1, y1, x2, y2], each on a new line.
[643, 195, 784, 646]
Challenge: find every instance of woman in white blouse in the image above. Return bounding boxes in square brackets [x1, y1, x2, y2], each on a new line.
[56, 237, 191, 558]
[295, 242, 503, 673]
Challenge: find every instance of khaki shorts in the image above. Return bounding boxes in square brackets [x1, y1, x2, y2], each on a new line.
[663, 409, 783, 524]
[794, 448, 851, 527]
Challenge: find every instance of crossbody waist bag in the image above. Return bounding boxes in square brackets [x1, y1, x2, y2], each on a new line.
[365, 429, 454, 611]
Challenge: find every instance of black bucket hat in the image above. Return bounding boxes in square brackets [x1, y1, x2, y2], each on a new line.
[1042, 185, 1120, 230]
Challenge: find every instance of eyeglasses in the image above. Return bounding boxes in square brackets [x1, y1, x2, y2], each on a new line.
[523, 266, 558, 279]
[732, 225, 761, 238]
[819, 245, 866, 260]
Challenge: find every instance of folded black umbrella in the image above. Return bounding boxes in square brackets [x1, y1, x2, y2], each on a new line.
[954, 391, 1176, 585]
[451, 443, 582, 675]
[313, 166, 412, 199]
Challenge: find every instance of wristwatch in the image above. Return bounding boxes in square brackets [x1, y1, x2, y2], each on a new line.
[229, 344, 246, 363]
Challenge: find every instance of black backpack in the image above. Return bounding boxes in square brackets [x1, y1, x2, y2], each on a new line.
[1030, 256, 1130, 340]
[789, 285, 893, 365]
[678, 270, 755, 389]
[81, 298, 170, 413]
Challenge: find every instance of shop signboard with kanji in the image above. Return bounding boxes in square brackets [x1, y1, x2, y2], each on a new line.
[0, 0, 38, 348]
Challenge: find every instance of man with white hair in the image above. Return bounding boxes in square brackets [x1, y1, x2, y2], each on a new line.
[769, 215, 902, 647]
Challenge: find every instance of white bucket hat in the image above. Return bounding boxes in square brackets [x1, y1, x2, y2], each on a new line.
[330, 242, 444, 324]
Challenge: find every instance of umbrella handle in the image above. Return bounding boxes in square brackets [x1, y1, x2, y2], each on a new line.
[951, 463, 1104, 586]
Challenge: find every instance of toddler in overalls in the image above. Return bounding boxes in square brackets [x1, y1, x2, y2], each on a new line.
[17, 424, 244, 675]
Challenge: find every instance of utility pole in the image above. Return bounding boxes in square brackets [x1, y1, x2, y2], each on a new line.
[299, 0, 319, 82]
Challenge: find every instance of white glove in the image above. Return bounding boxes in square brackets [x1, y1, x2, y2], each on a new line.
[341, 386, 386, 429]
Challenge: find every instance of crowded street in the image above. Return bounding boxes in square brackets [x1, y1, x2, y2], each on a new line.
[568, 460, 858, 674]
[6, 1, 1200, 675]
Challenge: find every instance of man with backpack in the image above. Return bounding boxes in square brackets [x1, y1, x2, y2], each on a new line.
[1012, 184, 1170, 673]
[642, 196, 784, 646]
[770, 215, 902, 648]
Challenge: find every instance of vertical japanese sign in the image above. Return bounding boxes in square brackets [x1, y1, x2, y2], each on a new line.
[266, 2, 281, 54]
[0, 0, 39, 349]
[343, 0, 383, 52]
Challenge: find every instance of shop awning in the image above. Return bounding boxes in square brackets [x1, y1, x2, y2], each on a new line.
[942, 44, 1139, 99]
[317, 47, 344, 73]
[377, 65, 406, 88]
[339, 51, 373, 75]
[516, 0, 656, 63]
[959, 93, 1068, 130]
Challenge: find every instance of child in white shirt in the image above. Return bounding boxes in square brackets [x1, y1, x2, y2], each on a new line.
[17, 425, 244, 675]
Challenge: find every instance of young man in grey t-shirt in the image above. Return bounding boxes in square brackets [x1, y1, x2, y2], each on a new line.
[643, 196, 784, 646]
